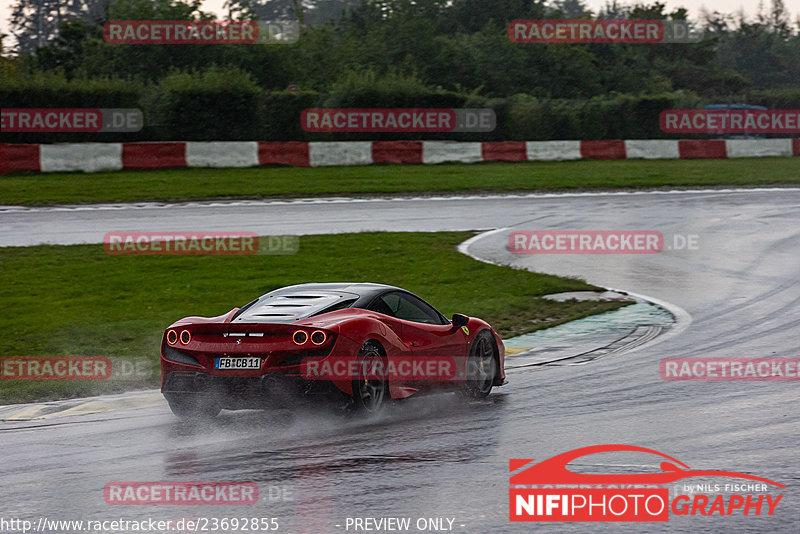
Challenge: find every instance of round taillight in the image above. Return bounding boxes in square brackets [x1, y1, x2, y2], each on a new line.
[166, 329, 178, 345]
[180, 330, 192, 345]
[311, 330, 327, 345]
[293, 330, 308, 345]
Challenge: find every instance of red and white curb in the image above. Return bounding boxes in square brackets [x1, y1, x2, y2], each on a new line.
[2, 139, 799, 174]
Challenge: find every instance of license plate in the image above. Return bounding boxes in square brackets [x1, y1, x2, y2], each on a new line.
[215, 357, 261, 370]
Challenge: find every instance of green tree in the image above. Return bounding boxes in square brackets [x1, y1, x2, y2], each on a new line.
[10, 0, 108, 53]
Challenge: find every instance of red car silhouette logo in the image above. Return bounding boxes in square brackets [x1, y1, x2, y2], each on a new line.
[510, 444, 785, 487]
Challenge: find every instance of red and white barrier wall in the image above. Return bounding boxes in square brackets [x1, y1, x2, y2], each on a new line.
[2, 139, 799, 174]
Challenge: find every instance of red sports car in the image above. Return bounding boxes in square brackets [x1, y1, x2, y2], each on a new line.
[161, 283, 506, 417]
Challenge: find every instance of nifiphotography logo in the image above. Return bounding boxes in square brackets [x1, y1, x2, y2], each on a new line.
[509, 444, 784, 522]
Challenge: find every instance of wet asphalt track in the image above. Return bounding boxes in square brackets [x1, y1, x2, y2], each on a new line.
[1, 188, 799, 533]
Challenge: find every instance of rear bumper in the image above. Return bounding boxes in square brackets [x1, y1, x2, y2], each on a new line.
[162, 371, 347, 408]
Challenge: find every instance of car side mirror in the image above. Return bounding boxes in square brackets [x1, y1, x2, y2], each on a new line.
[451, 313, 469, 328]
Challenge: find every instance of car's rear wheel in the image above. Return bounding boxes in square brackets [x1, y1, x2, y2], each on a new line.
[462, 330, 498, 398]
[351, 341, 388, 414]
[165, 394, 221, 419]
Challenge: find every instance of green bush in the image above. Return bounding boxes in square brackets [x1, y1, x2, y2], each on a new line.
[0, 72, 143, 143]
[745, 88, 800, 109]
[261, 90, 323, 141]
[314, 69, 474, 141]
[0, 72, 140, 107]
[151, 66, 262, 141]
[501, 91, 706, 140]
[3, 70, 795, 143]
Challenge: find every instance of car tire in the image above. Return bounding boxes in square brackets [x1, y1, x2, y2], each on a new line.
[350, 341, 388, 414]
[461, 330, 498, 399]
[165, 394, 221, 419]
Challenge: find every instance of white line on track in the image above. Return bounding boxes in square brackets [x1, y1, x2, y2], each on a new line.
[3, 187, 799, 213]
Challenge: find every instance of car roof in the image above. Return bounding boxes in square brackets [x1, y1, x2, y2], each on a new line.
[232, 282, 402, 323]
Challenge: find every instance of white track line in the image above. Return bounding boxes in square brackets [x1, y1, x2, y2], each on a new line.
[2, 187, 799, 213]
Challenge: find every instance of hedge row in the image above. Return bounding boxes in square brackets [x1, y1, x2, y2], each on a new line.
[3, 71, 800, 144]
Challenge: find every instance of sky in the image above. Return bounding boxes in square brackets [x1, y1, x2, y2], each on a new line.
[2, 0, 800, 51]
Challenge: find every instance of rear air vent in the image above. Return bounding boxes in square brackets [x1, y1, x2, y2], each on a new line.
[233, 291, 356, 324]
[163, 345, 201, 367]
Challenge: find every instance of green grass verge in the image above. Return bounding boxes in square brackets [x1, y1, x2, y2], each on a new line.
[2, 158, 799, 206]
[0, 231, 630, 403]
